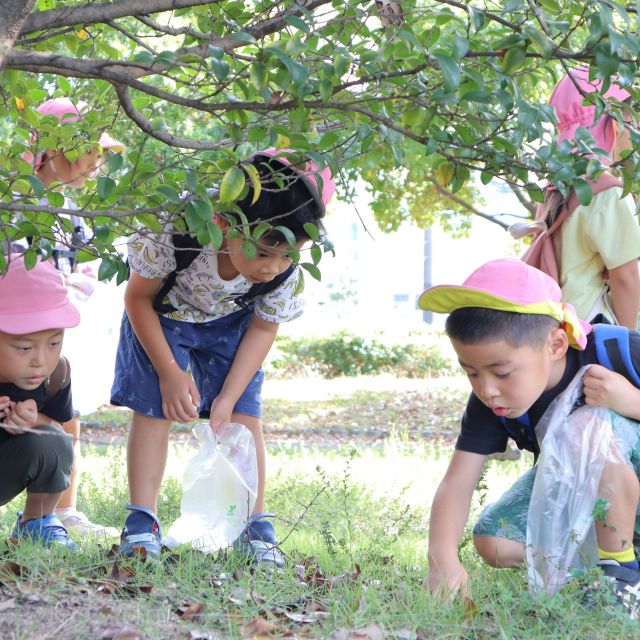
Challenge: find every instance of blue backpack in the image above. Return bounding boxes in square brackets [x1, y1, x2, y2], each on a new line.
[503, 324, 640, 457]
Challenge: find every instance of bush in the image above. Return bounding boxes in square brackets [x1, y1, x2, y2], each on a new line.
[267, 330, 455, 379]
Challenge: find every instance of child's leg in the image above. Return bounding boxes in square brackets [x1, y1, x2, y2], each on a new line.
[232, 412, 266, 512]
[595, 459, 639, 559]
[473, 466, 535, 568]
[127, 412, 172, 513]
[56, 415, 81, 509]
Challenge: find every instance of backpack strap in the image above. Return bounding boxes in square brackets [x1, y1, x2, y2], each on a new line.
[152, 234, 203, 313]
[500, 413, 539, 461]
[226, 264, 297, 310]
[45, 356, 70, 399]
[593, 324, 640, 387]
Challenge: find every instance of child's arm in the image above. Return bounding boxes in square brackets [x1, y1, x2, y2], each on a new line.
[426, 449, 487, 597]
[583, 364, 640, 420]
[125, 272, 201, 422]
[608, 260, 640, 331]
[209, 315, 279, 431]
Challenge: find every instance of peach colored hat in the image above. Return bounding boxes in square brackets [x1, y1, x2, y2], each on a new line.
[418, 258, 592, 350]
[550, 67, 630, 156]
[24, 97, 125, 168]
[0, 257, 80, 334]
[248, 148, 336, 215]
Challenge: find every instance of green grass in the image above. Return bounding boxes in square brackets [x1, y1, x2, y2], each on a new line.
[1, 438, 639, 639]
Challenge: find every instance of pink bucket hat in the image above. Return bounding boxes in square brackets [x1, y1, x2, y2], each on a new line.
[248, 148, 336, 215]
[24, 97, 125, 168]
[0, 257, 80, 335]
[418, 258, 592, 350]
[550, 67, 630, 155]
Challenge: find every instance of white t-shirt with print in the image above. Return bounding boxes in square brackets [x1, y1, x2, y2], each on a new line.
[127, 229, 304, 324]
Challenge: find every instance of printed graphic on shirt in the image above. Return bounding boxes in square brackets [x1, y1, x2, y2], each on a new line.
[128, 230, 304, 324]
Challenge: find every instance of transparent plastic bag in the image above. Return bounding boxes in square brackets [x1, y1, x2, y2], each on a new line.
[164, 422, 258, 553]
[526, 365, 625, 594]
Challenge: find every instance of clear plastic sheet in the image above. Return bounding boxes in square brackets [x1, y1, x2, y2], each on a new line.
[526, 366, 626, 594]
[164, 422, 258, 553]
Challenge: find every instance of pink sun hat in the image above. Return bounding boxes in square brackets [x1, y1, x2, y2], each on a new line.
[550, 67, 630, 155]
[0, 256, 80, 335]
[248, 148, 336, 215]
[418, 258, 592, 350]
[24, 97, 125, 168]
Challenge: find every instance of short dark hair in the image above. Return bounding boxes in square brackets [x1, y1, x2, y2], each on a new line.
[445, 307, 560, 349]
[234, 156, 325, 245]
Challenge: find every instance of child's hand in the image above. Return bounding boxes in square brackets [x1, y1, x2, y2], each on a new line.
[208, 396, 234, 434]
[159, 367, 201, 423]
[4, 399, 38, 435]
[0, 396, 14, 423]
[424, 558, 469, 599]
[583, 364, 640, 418]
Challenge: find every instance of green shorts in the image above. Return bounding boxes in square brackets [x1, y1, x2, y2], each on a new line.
[473, 410, 640, 545]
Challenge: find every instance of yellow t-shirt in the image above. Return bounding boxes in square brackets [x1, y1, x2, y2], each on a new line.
[559, 187, 640, 320]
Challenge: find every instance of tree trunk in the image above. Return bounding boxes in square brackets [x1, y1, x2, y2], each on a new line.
[0, 0, 36, 70]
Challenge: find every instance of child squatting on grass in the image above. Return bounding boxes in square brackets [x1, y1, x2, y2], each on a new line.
[420, 259, 640, 607]
[110, 149, 335, 565]
[0, 256, 81, 549]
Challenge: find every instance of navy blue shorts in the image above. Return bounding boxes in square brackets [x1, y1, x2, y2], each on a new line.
[110, 309, 263, 420]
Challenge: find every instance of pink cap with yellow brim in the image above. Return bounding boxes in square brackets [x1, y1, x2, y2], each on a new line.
[418, 258, 592, 350]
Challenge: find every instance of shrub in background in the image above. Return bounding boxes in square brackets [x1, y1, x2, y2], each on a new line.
[267, 330, 455, 379]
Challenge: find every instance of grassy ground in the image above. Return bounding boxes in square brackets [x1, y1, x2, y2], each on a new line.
[0, 376, 638, 639]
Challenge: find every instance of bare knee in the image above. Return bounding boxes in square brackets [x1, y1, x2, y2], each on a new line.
[474, 535, 526, 568]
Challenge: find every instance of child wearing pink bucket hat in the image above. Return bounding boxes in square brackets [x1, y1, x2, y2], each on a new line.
[14, 97, 125, 540]
[110, 149, 336, 563]
[518, 68, 640, 328]
[0, 256, 80, 549]
[420, 258, 640, 614]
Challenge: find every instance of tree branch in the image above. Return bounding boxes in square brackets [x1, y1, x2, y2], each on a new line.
[0, 0, 36, 70]
[19, 0, 218, 36]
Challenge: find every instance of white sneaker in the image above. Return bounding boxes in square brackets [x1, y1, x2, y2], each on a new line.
[57, 510, 119, 539]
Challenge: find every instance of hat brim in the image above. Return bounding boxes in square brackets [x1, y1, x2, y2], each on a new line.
[98, 132, 125, 154]
[0, 302, 80, 335]
[418, 285, 564, 321]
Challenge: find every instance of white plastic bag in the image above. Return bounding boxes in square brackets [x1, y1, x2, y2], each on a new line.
[164, 422, 258, 553]
[526, 366, 625, 594]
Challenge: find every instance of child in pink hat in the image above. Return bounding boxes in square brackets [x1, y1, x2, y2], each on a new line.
[110, 150, 335, 564]
[15, 97, 125, 540]
[531, 68, 640, 328]
[420, 259, 640, 616]
[0, 256, 80, 549]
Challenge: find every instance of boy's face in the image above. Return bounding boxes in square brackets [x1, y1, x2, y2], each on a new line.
[451, 329, 568, 419]
[0, 328, 65, 390]
[224, 237, 306, 283]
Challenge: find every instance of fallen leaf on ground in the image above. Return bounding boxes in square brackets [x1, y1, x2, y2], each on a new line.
[175, 602, 205, 622]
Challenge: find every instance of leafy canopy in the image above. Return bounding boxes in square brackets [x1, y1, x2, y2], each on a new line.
[2, 0, 640, 278]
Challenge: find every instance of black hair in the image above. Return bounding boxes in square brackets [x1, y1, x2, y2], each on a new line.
[445, 307, 560, 349]
[233, 156, 326, 245]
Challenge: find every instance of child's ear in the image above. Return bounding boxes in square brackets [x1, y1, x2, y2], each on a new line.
[548, 327, 569, 360]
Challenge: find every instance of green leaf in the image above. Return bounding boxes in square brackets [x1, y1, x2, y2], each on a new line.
[501, 46, 527, 74]
[301, 262, 321, 281]
[23, 175, 45, 197]
[107, 152, 124, 173]
[57, 76, 71, 95]
[303, 222, 320, 241]
[156, 184, 182, 204]
[573, 179, 593, 206]
[136, 213, 163, 232]
[242, 238, 257, 259]
[98, 256, 118, 282]
[23, 248, 38, 270]
[310, 244, 322, 265]
[284, 15, 310, 33]
[250, 62, 268, 92]
[433, 54, 460, 92]
[210, 57, 230, 81]
[293, 268, 305, 295]
[219, 166, 246, 204]
[274, 225, 296, 246]
[97, 176, 116, 200]
[244, 162, 262, 205]
[230, 31, 257, 45]
[192, 197, 213, 221]
[252, 221, 271, 240]
[46, 191, 65, 207]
